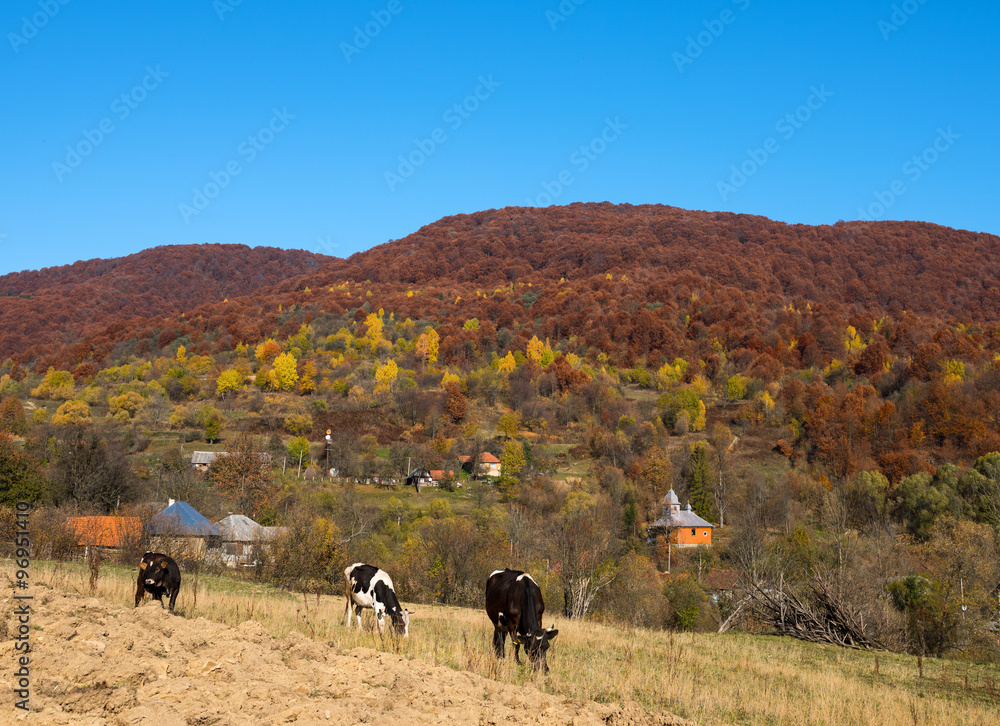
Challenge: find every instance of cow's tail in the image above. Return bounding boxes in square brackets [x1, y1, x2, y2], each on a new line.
[344, 579, 353, 627]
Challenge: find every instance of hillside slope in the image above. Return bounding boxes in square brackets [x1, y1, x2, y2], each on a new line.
[2, 203, 999, 367]
[4, 583, 687, 726]
[0, 244, 329, 361]
[310, 203, 1000, 320]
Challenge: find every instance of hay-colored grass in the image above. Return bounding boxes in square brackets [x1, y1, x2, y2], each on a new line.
[26, 560, 1000, 726]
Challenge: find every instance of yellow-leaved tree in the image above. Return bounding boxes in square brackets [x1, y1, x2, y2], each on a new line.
[375, 359, 399, 394]
[364, 312, 383, 355]
[216, 368, 245, 398]
[271, 353, 299, 391]
[415, 327, 440, 366]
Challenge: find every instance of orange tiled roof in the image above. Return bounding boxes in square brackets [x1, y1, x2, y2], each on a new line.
[67, 516, 143, 548]
[479, 452, 500, 463]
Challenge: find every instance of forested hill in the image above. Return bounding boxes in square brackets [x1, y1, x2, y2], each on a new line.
[0, 244, 329, 360]
[0, 244, 326, 298]
[1, 204, 999, 367]
[311, 203, 1000, 321]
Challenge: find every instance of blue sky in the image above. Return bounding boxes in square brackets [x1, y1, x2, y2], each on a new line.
[2, 0, 997, 275]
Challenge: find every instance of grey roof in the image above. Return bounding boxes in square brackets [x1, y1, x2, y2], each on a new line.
[191, 451, 224, 465]
[651, 489, 714, 529]
[216, 514, 263, 541]
[261, 526, 287, 541]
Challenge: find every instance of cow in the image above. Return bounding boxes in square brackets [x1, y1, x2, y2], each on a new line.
[135, 552, 182, 612]
[485, 568, 558, 672]
[344, 563, 414, 637]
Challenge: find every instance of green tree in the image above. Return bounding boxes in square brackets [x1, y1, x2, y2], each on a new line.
[894, 472, 949, 539]
[687, 441, 713, 520]
[287, 436, 311, 469]
[0, 433, 46, 505]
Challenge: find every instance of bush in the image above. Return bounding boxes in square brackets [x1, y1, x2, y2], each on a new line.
[663, 575, 710, 631]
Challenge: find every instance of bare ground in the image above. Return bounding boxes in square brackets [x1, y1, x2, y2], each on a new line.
[3, 583, 692, 726]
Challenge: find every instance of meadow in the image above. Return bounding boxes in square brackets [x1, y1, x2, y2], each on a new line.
[24, 559, 1000, 726]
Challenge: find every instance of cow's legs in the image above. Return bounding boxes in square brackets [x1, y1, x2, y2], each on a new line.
[355, 605, 365, 631]
[513, 636, 523, 665]
[134, 584, 145, 607]
[492, 627, 506, 658]
[345, 597, 353, 628]
[167, 587, 178, 612]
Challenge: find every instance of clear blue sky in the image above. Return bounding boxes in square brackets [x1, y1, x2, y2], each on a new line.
[2, 0, 997, 275]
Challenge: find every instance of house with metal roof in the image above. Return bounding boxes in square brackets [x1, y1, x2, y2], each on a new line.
[648, 489, 714, 547]
[190, 451, 225, 471]
[149, 500, 221, 558]
[215, 514, 285, 568]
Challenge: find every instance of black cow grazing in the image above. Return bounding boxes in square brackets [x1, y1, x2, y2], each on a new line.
[344, 563, 413, 637]
[485, 568, 558, 672]
[135, 552, 181, 612]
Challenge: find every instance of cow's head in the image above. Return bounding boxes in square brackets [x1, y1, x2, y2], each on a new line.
[387, 606, 414, 637]
[524, 627, 558, 672]
[144, 559, 170, 588]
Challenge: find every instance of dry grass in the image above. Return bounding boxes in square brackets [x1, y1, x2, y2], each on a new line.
[27, 560, 1000, 726]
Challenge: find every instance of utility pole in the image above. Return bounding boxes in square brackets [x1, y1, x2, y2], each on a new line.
[325, 429, 332, 478]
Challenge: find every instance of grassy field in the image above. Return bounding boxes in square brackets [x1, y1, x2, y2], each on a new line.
[24, 560, 1000, 726]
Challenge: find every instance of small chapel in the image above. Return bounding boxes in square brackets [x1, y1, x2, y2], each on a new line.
[647, 488, 714, 547]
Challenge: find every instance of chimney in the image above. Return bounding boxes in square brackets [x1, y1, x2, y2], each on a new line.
[168, 498, 176, 507]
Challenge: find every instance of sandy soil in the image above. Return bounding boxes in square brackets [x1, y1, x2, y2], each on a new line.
[3, 584, 691, 726]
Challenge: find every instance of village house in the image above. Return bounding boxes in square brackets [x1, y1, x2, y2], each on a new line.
[405, 467, 434, 488]
[215, 514, 285, 568]
[67, 516, 142, 560]
[149, 500, 221, 559]
[190, 451, 225, 472]
[647, 489, 714, 546]
[428, 469, 457, 486]
[458, 452, 501, 478]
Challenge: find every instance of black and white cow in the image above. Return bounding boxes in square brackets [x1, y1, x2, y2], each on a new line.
[485, 568, 558, 672]
[344, 563, 413, 637]
[135, 552, 181, 612]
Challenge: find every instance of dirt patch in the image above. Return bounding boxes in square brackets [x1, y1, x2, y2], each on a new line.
[4, 584, 692, 725]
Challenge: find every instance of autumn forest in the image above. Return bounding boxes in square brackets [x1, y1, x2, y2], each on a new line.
[2, 202, 1000, 659]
